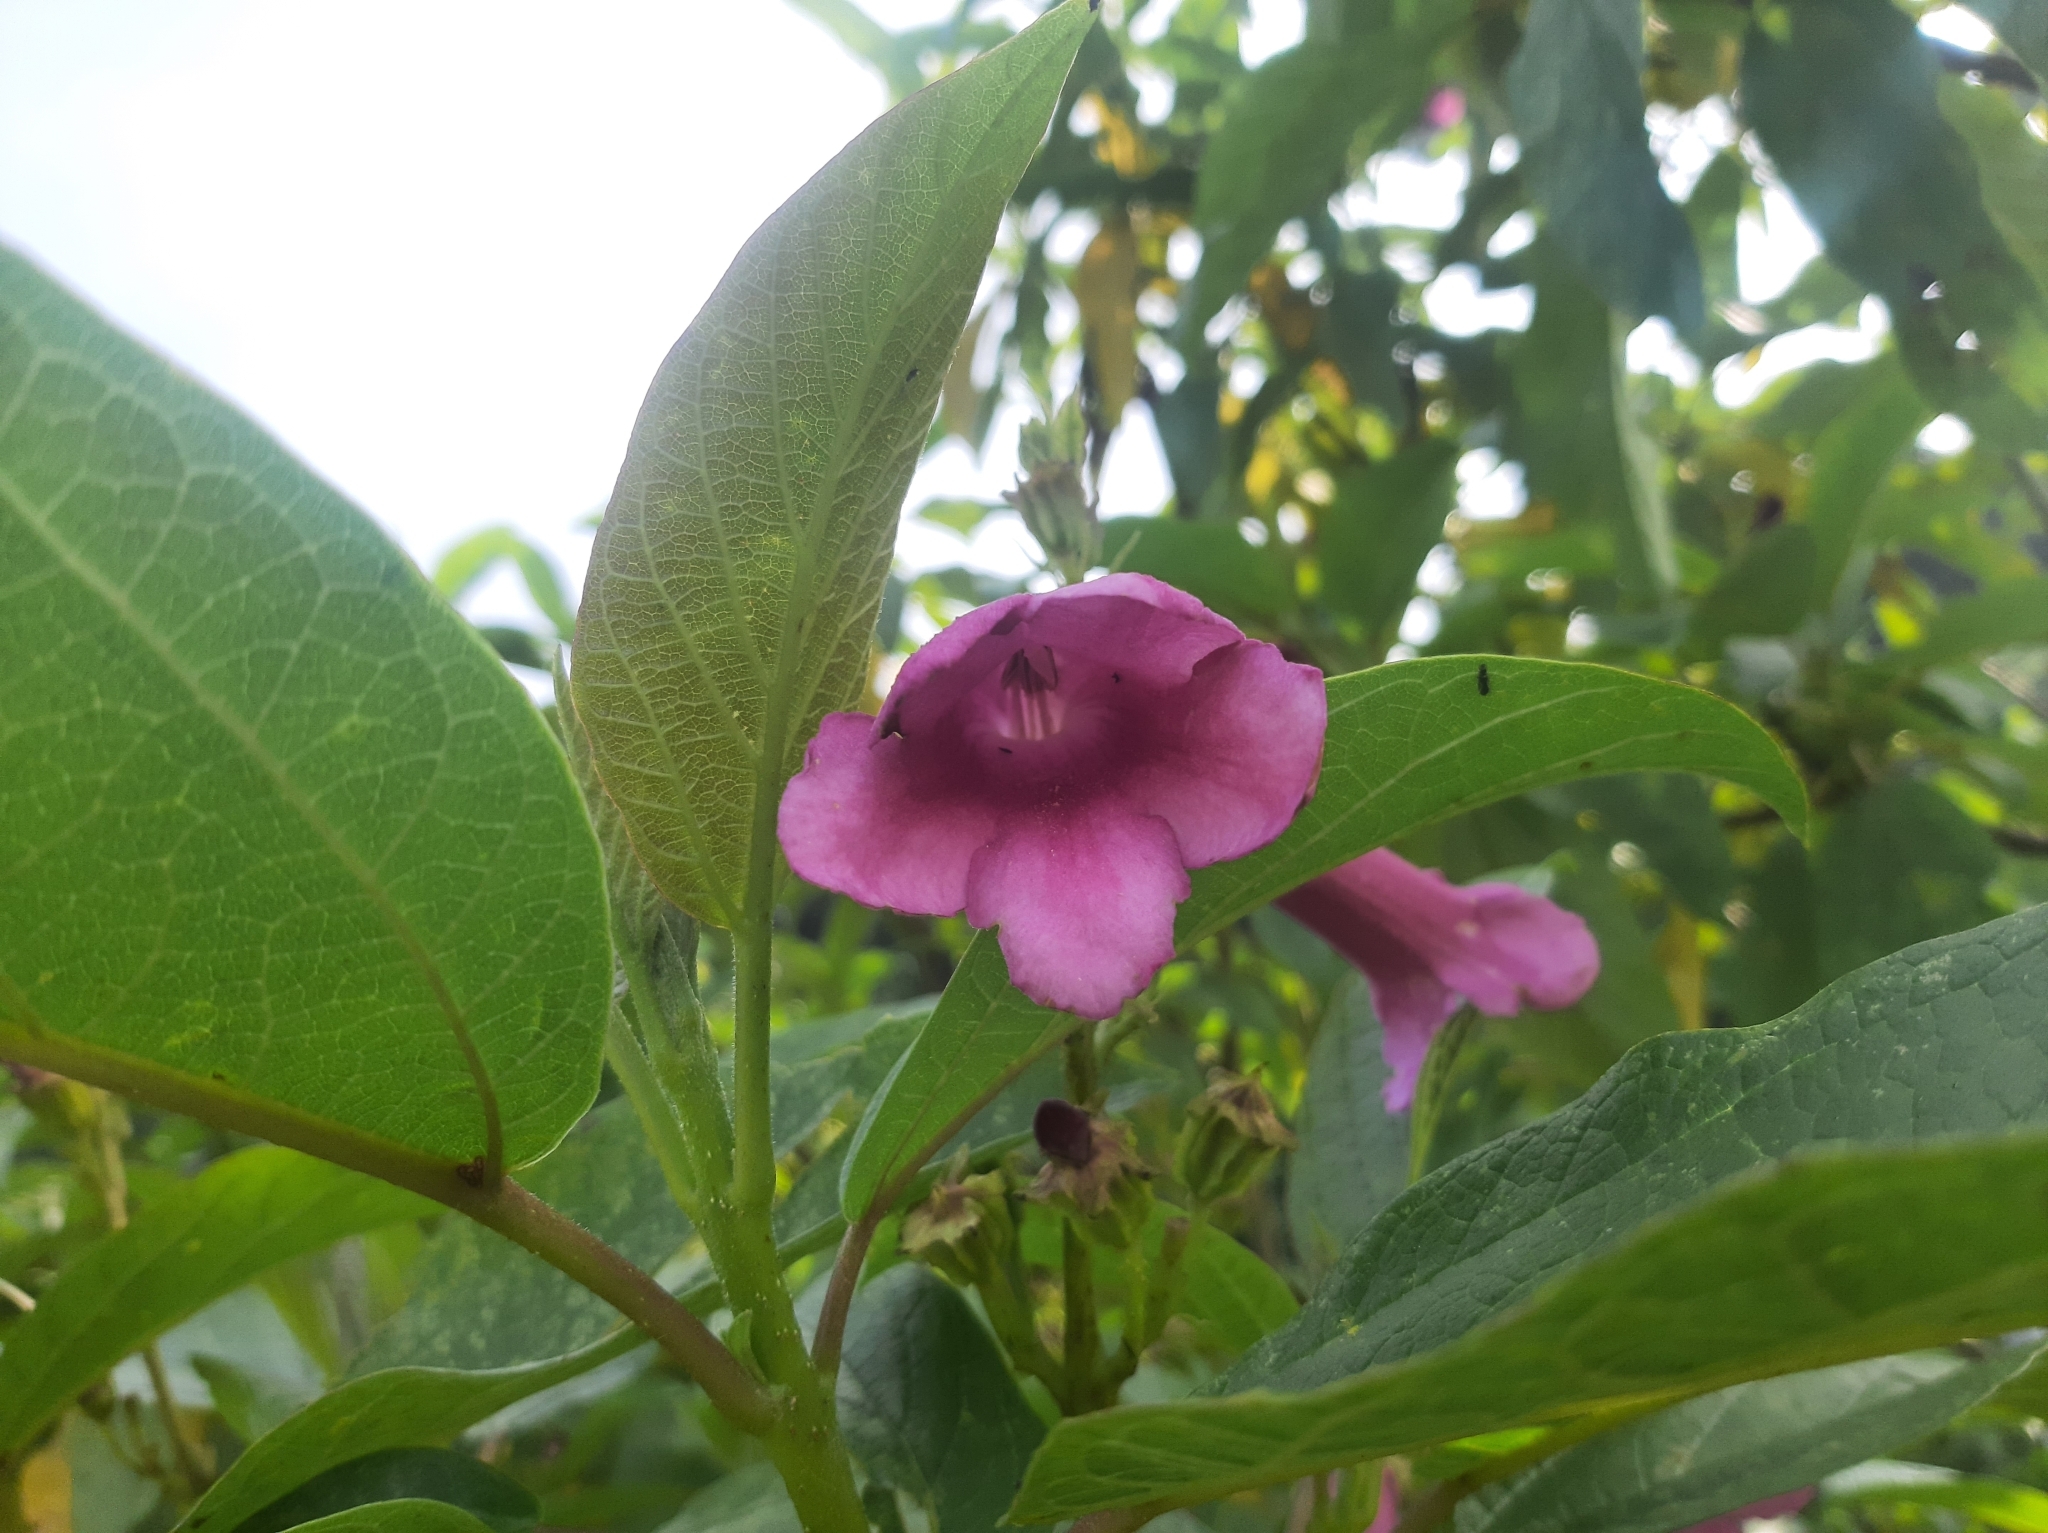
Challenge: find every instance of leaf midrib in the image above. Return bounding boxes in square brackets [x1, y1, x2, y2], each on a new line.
[0, 447, 503, 1171]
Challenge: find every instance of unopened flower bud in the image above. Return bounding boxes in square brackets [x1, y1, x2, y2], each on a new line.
[1174, 1070, 1295, 1207]
[900, 1167, 1015, 1289]
[1028, 1100, 1153, 1248]
[1004, 394, 1099, 582]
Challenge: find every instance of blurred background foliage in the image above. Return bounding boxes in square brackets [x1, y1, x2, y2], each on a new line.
[6, 0, 2048, 1529]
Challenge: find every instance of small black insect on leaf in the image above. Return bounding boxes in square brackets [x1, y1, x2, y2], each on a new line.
[905, 367, 920, 382]
[1476, 662, 1491, 697]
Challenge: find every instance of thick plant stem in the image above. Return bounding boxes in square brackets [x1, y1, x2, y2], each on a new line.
[611, 938, 734, 1218]
[0, 1023, 774, 1436]
[604, 1010, 705, 1222]
[730, 914, 778, 1217]
[718, 884, 866, 1533]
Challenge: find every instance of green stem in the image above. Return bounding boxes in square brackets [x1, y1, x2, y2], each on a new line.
[1061, 1219, 1101, 1412]
[605, 1009, 705, 1223]
[731, 914, 777, 1217]
[716, 866, 866, 1533]
[0, 1021, 774, 1436]
[618, 930, 733, 1199]
[141, 1341, 208, 1501]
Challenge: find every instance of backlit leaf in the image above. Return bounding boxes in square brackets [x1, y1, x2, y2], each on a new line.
[0, 245, 612, 1172]
[571, 2, 1093, 926]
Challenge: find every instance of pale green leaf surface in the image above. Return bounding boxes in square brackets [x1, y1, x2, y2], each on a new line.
[837, 1266, 1046, 1533]
[231, 1447, 535, 1533]
[431, 526, 575, 642]
[1942, 77, 2048, 302]
[178, 1348, 634, 1533]
[572, 2, 1092, 925]
[0, 1148, 428, 1457]
[1800, 356, 1927, 610]
[1012, 1129, 2048, 1518]
[1506, 253, 1679, 601]
[0, 244, 611, 1169]
[1286, 979, 1407, 1277]
[841, 656, 1806, 1220]
[1458, 1348, 2036, 1533]
[1178, 1223, 1299, 1354]
[1826, 1461, 2048, 1533]
[1911, 579, 2048, 670]
[1506, 0, 1702, 327]
[270, 1503, 498, 1533]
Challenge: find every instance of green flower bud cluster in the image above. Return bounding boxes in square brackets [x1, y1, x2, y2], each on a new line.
[1173, 1070, 1295, 1208]
[1004, 393, 1100, 584]
[898, 1166, 1017, 1290]
[1027, 1101, 1154, 1250]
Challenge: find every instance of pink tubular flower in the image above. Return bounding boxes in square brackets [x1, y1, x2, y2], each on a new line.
[778, 574, 1326, 1020]
[1679, 1490, 1816, 1533]
[1277, 848, 1599, 1111]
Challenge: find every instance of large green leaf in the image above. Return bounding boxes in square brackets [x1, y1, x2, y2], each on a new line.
[1285, 980, 1406, 1277]
[1940, 77, 2048, 303]
[0, 246, 611, 1172]
[840, 655, 1807, 1220]
[1506, 249, 1678, 602]
[1457, 1347, 2037, 1533]
[1007, 905, 2048, 1516]
[1318, 439, 1461, 651]
[231, 1448, 536, 1533]
[276, 1505, 498, 1533]
[1177, 1223, 1300, 1354]
[571, 2, 1093, 926]
[0, 1147, 427, 1457]
[1012, 1128, 2048, 1519]
[182, 1340, 676, 1528]
[1800, 356, 1928, 611]
[1505, 0, 1702, 328]
[1910, 579, 2048, 670]
[1741, 0, 2043, 445]
[837, 1266, 1047, 1533]
[1825, 1461, 2048, 1532]
[1233, 907, 2048, 1396]
[1811, 780, 1998, 983]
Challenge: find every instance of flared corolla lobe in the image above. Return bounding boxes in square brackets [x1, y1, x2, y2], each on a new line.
[778, 573, 1326, 1019]
[1277, 848, 1599, 1111]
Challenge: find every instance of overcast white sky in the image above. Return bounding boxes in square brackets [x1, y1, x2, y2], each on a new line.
[3, 0, 1956, 634]
[0, 0, 1292, 625]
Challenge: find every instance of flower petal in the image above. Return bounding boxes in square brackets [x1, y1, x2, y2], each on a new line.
[1277, 874, 1462, 1111]
[1122, 638, 1327, 866]
[777, 712, 996, 916]
[1439, 882, 1601, 1014]
[1676, 1490, 1815, 1533]
[877, 572, 1244, 741]
[966, 801, 1189, 1020]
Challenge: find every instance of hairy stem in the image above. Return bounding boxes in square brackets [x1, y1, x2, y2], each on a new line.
[605, 1009, 705, 1223]
[717, 886, 866, 1533]
[731, 901, 778, 1218]
[0, 1023, 774, 1435]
